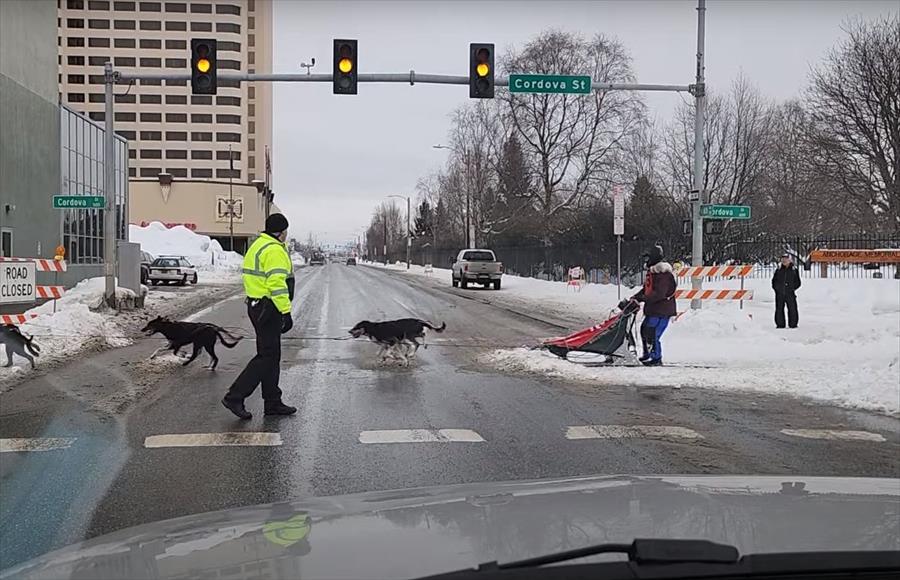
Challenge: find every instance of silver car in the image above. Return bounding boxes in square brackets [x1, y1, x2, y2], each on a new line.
[147, 256, 198, 286]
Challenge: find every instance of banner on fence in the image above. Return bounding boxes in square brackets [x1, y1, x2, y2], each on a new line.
[809, 249, 900, 264]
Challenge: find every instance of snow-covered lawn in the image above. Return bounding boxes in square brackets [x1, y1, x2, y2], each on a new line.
[367, 261, 900, 415]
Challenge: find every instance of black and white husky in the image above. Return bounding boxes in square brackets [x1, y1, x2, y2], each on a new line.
[0, 324, 41, 369]
[349, 318, 446, 365]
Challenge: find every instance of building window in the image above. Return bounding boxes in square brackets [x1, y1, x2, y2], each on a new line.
[248, 104, 255, 117]
[248, 17, 255, 28]
[216, 168, 240, 179]
[191, 150, 213, 160]
[139, 38, 161, 49]
[219, 59, 241, 70]
[218, 78, 239, 88]
[218, 41, 240, 52]
[67, 18, 85, 28]
[216, 96, 240, 106]
[190, 95, 212, 105]
[67, 37, 86, 47]
[129, 149, 137, 159]
[217, 114, 241, 124]
[166, 113, 187, 123]
[216, 22, 240, 34]
[88, 111, 104, 121]
[140, 131, 162, 140]
[168, 168, 188, 178]
[113, 20, 136, 30]
[141, 78, 162, 86]
[165, 94, 187, 105]
[88, 0, 110, 9]
[191, 168, 212, 178]
[90, 38, 112, 48]
[140, 20, 161, 30]
[216, 150, 240, 160]
[113, 1, 136, 9]
[248, 86, 255, 99]
[88, 74, 105, 84]
[191, 113, 212, 123]
[248, 121, 255, 134]
[248, 34, 254, 48]
[165, 39, 187, 50]
[117, 130, 136, 140]
[67, 0, 85, 8]
[166, 150, 188, 160]
[248, 138, 255, 150]
[88, 56, 108, 66]
[165, 58, 187, 68]
[139, 57, 161, 67]
[190, 3, 212, 13]
[141, 149, 162, 159]
[191, 131, 213, 141]
[113, 56, 136, 67]
[140, 167, 162, 177]
[140, 112, 161, 122]
[165, 131, 187, 140]
[249, 156, 255, 169]
[89, 93, 105, 103]
[87, 19, 109, 29]
[166, 79, 187, 87]
[68, 56, 85, 66]
[140, 94, 162, 104]
[216, 4, 240, 16]
[164, 21, 186, 31]
[217, 132, 241, 143]
[128, 167, 137, 177]
[248, 52, 255, 65]
[164, 2, 186, 12]
[190, 21, 212, 32]
[68, 93, 86, 103]
[249, 0, 255, 10]
[114, 38, 136, 48]
[115, 112, 136, 122]
[114, 93, 136, 104]
[139, 1, 161, 10]
[68, 74, 86, 84]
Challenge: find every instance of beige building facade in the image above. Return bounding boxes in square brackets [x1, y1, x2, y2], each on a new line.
[57, 0, 273, 247]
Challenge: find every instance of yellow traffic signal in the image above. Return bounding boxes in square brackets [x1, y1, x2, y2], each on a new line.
[197, 58, 211, 73]
[333, 39, 358, 95]
[469, 43, 494, 99]
[476, 62, 489, 77]
[338, 57, 353, 73]
[191, 39, 217, 95]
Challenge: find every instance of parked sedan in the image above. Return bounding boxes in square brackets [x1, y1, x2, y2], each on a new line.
[140, 251, 155, 285]
[148, 256, 198, 286]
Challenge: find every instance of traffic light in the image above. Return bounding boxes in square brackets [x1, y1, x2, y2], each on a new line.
[333, 39, 358, 95]
[191, 38, 217, 95]
[469, 43, 494, 99]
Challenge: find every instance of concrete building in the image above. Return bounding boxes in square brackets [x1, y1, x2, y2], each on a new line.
[57, 0, 274, 250]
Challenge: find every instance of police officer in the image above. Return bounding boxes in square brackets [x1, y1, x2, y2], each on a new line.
[222, 213, 297, 419]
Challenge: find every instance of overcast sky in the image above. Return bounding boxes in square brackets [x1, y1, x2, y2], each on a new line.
[271, 0, 897, 245]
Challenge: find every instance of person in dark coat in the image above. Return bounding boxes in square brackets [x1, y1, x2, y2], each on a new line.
[772, 254, 801, 328]
[620, 245, 677, 366]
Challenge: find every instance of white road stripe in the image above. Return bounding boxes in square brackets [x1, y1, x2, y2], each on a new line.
[0, 437, 76, 453]
[566, 425, 704, 441]
[358, 429, 485, 444]
[781, 429, 886, 442]
[144, 432, 283, 448]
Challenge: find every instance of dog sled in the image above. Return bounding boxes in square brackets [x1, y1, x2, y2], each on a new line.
[540, 299, 640, 365]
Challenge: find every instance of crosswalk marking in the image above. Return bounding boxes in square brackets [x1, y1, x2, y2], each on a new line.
[144, 432, 283, 448]
[0, 437, 76, 453]
[780, 429, 886, 442]
[358, 429, 485, 444]
[565, 425, 704, 441]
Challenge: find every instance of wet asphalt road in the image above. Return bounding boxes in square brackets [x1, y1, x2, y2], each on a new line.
[1, 263, 899, 569]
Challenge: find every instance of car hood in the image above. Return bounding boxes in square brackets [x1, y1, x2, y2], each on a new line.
[4, 474, 899, 580]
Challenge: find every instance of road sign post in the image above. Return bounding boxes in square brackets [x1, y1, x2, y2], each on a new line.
[508, 74, 592, 94]
[699, 205, 751, 219]
[53, 196, 105, 209]
[613, 187, 625, 300]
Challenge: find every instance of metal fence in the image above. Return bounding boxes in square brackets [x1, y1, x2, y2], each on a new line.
[408, 234, 900, 283]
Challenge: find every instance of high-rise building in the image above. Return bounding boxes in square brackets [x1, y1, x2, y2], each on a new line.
[57, 0, 272, 185]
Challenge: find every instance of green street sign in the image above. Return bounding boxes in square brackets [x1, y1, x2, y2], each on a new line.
[508, 74, 591, 95]
[53, 195, 105, 209]
[700, 204, 751, 220]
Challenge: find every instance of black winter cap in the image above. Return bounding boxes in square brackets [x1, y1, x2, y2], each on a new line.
[646, 244, 664, 267]
[264, 213, 289, 234]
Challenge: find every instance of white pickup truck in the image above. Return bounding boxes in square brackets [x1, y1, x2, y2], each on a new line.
[451, 249, 503, 290]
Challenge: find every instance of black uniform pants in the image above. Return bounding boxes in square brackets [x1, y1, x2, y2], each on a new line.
[226, 298, 283, 404]
[775, 292, 798, 328]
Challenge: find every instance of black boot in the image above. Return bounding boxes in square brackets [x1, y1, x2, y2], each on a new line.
[222, 397, 252, 420]
[265, 401, 297, 416]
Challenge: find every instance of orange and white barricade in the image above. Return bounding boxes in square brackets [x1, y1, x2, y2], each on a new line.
[0, 257, 68, 323]
[675, 264, 753, 308]
[0, 257, 67, 272]
[566, 266, 586, 292]
[674, 289, 753, 300]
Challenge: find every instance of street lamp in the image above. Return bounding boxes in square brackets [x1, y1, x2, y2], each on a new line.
[387, 194, 411, 269]
[433, 144, 472, 249]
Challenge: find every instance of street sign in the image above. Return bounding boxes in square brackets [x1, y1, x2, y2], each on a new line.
[508, 74, 591, 94]
[613, 186, 625, 236]
[688, 189, 700, 202]
[700, 204, 751, 219]
[53, 195, 105, 209]
[0, 261, 35, 305]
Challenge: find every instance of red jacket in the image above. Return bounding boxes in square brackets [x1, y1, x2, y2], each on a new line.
[634, 261, 677, 318]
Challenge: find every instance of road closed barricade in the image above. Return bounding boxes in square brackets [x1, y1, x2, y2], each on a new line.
[0, 257, 68, 324]
[675, 264, 753, 307]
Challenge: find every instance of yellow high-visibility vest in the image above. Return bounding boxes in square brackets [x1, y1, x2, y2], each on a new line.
[242, 233, 293, 314]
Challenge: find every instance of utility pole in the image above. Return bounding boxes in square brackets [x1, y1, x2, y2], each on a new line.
[389, 194, 411, 269]
[690, 0, 707, 310]
[228, 144, 235, 252]
[382, 216, 388, 265]
[103, 61, 116, 306]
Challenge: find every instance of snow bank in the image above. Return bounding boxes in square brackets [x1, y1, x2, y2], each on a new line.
[369, 261, 900, 414]
[129, 222, 242, 282]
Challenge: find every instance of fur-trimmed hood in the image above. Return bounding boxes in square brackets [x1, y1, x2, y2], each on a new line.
[649, 261, 674, 274]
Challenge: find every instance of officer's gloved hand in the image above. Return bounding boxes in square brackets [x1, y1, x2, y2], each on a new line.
[281, 313, 294, 334]
[286, 275, 295, 301]
[617, 300, 629, 311]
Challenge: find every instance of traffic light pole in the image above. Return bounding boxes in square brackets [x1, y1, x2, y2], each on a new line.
[103, 62, 117, 307]
[690, 0, 707, 310]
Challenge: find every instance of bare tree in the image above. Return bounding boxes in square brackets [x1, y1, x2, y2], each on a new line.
[806, 15, 900, 230]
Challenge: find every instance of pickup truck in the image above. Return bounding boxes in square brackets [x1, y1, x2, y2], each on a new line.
[451, 249, 503, 290]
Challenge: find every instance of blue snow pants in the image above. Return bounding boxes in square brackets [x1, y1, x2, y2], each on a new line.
[642, 316, 671, 361]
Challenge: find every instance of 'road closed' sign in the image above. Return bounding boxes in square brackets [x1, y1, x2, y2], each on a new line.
[0, 262, 36, 305]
